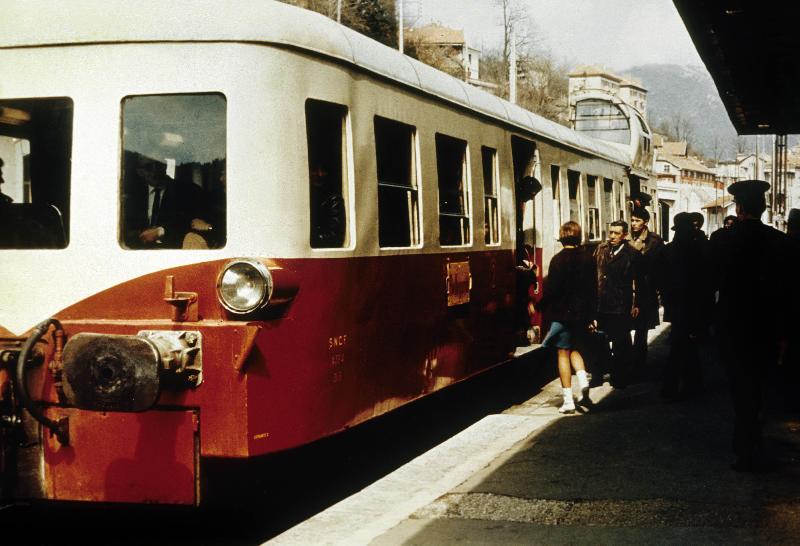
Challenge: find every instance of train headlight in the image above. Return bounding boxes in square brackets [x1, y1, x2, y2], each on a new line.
[216, 259, 273, 314]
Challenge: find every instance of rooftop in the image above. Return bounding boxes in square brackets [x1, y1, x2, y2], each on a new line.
[659, 154, 716, 175]
[702, 195, 734, 209]
[660, 141, 688, 157]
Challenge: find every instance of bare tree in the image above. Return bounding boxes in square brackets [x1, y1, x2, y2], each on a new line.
[404, 32, 467, 80]
[516, 54, 569, 123]
[493, 0, 540, 99]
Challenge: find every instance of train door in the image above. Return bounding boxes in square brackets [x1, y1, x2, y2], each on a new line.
[510, 136, 541, 344]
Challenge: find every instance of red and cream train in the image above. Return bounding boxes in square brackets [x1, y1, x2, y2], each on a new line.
[0, 0, 653, 505]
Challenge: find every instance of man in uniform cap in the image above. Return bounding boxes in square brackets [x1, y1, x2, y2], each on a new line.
[711, 179, 792, 471]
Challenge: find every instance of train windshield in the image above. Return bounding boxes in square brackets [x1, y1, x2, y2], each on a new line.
[574, 99, 631, 144]
[0, 98, 73, 249]
[120, 94, 226, 250]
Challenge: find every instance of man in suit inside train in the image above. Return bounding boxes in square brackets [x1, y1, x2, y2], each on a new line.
[0, 157, 12, 204]
[122, 152, 212, 249]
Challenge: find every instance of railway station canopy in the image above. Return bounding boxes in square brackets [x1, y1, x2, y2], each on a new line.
[673, 1, 800, 135]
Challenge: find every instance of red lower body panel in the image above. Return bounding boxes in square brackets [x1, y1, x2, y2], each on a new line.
[43, 408, 198, 505]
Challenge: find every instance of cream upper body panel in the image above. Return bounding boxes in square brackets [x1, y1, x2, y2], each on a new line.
[0, 1, 635, 335]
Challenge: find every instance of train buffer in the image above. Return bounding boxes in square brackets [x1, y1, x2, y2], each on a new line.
[269, 323, 800, 545]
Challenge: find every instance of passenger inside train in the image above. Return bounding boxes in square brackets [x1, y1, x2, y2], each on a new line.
[121, 153, 214, 249]
[0, 98, 71, 249]
[306, 100, 346, 249]
[0, 158, 11, 204]
[119, 93, 226, 250]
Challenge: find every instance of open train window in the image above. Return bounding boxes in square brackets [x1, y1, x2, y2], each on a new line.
[602, 178, 614, 239]
[567, 170, 581, 224]
[550, 165, 561, 238]
[0, 98, 72, 249]
[374, 116, 419, 248]
[307, 100, 348, 249]
[120, 94, 226, 250]
[482, 146, 499, 245]
[436, 133, 471, 246]
[586, 175, 600, 241]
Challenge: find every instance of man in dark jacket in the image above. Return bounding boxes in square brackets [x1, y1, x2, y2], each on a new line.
[594, 220, 642, 388]
[710, 180, 793, 471]
[661, 212, 713, 400]
[628, 207, 664, 372]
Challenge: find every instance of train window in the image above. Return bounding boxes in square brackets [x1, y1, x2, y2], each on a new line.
[306, 100, 348, 249]
[574, 99, 630, 145]
[374, 116, 420, 248]
[602, 178, 614, 239]
[550, 165, 561, 239]
[586, 175, 600, 241]
[436, 133, 471, 246]
[0, 98, 72, 249]
[567, 170, 581, 224]
[120, 94, 226, 250]
[481, 146, 499, 245]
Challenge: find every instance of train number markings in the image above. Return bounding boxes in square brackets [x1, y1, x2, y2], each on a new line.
[329, 334, 348, 350]
[329, 334, 348, 384]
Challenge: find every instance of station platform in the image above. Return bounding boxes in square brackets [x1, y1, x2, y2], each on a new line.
[268, 324, 800, 545]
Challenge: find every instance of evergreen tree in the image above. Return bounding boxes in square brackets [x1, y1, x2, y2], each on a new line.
[281, 0, 398, 48]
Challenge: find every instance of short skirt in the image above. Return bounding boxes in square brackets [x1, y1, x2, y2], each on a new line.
[542, 320, 588, 350]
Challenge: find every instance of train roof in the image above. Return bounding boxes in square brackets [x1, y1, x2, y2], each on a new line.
[2, 0, 631, 166]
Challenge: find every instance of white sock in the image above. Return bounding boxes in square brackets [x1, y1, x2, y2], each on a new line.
[562, 387, 573, 399]
[576, 370, 589, 390]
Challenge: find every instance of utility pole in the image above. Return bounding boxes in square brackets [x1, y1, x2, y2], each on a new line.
[398, 0, 404, 53]
[337, 0, 341, 23]
[509, 27, 517, 104]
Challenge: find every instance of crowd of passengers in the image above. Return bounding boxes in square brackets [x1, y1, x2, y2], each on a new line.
[535, 179, 800, 473]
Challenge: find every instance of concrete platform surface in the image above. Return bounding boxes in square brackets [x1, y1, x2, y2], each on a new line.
[268, 324, 800, 545]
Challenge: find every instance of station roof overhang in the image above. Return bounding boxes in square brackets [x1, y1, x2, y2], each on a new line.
[673, 1, 800, 135]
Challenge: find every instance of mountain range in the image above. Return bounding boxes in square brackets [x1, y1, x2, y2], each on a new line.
[622, 64, 739, 161]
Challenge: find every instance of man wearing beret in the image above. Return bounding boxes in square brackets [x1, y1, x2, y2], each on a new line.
[628, 207, 664, 375]
[632, 191, 652, 211]
[710, 179, 793, 471]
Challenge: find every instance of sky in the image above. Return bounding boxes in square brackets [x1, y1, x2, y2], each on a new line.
[414, 0, 704, 71]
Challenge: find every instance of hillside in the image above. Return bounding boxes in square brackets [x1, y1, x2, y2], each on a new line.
[623, 64, 738, 160]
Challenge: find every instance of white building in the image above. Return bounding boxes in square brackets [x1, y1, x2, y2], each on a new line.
[654, 138, 721, 238]
[568, 66, 648, 117]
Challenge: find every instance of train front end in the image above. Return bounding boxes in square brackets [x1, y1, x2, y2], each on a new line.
[0, 18, 307, 503]
[0, 252, 306, 506]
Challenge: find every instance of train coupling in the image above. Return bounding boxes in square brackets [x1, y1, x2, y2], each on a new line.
[62, 330, 203, 413]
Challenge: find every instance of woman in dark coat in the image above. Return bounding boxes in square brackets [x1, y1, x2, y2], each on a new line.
[539, 221, 597, 413]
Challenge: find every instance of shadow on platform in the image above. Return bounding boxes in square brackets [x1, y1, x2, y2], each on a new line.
[379, 328, 800, 544]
